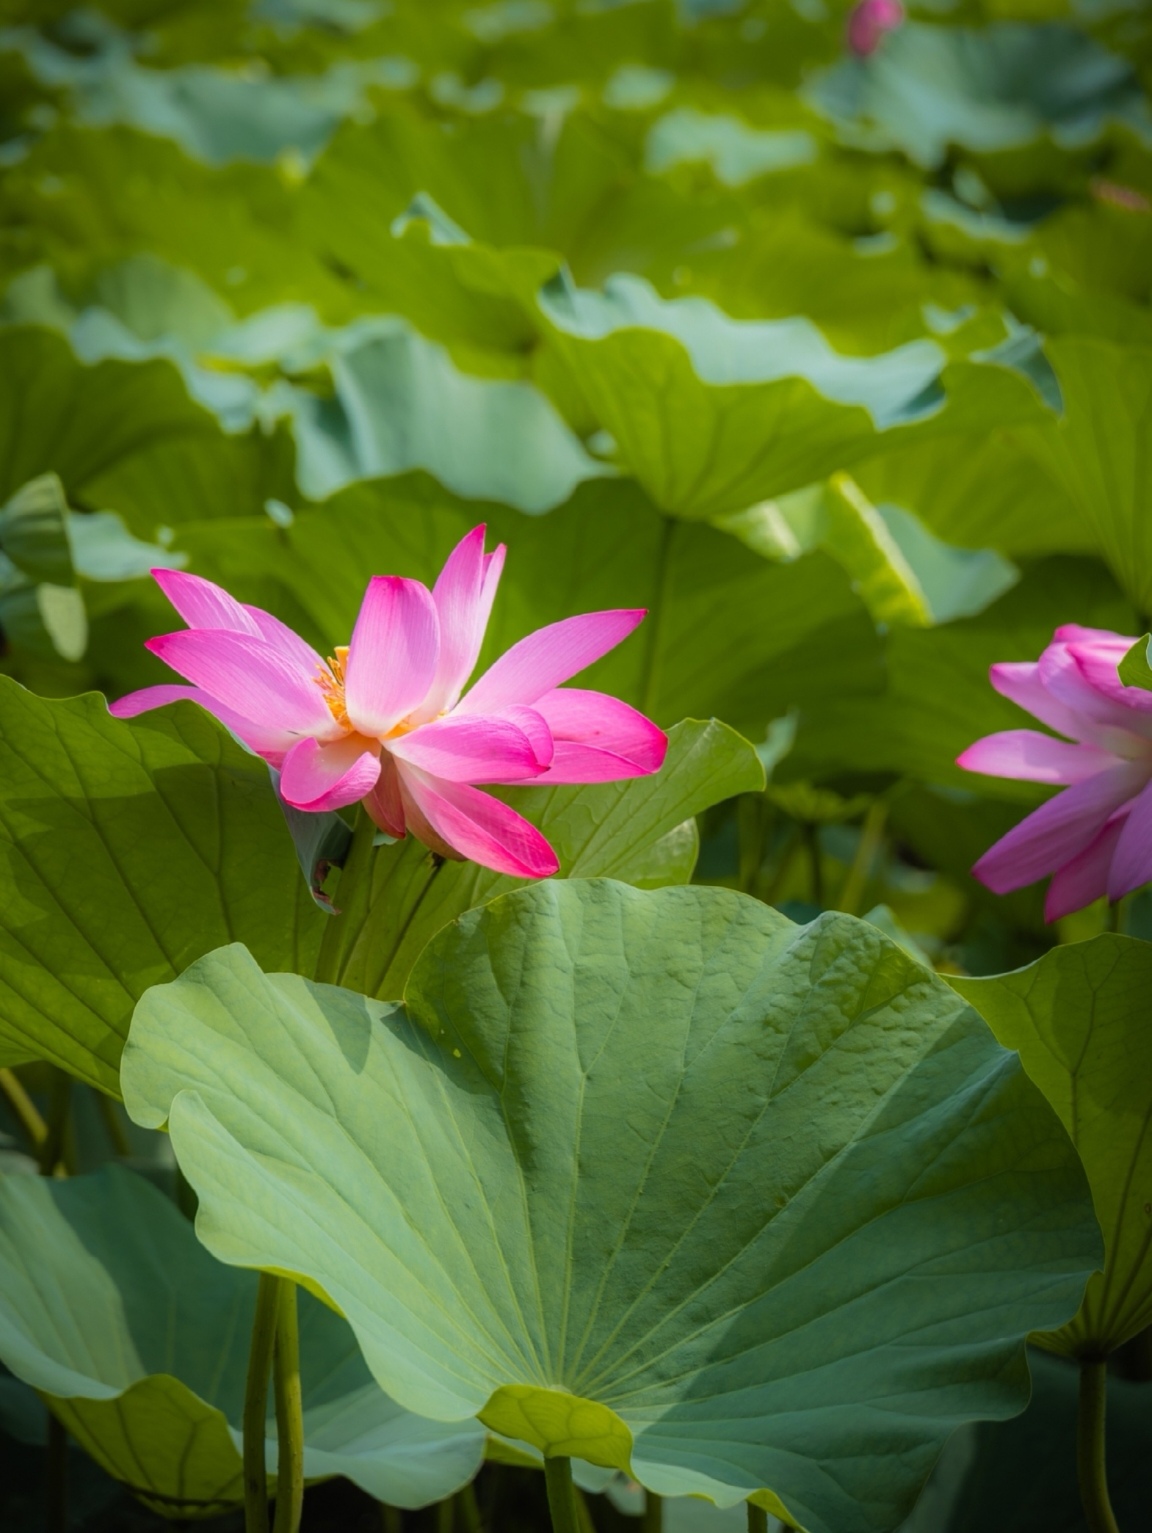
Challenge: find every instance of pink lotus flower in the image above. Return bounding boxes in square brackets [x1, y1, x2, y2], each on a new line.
[110, 526, 667, 879]
[958, 625, 1152, 920]
[846, 0, 904, 57]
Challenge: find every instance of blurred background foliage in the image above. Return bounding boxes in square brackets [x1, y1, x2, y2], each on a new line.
[0, 0, 1151, 1526]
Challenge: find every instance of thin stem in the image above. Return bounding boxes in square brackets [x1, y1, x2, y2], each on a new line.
[837, 800, 887, 916]
[640, 518, 677, 718]
[436, 1497, 454, 1533]
[575, 1486, 598, 1533]
[0, 1066, 46, 1151]
[747, 1505, 768, 1533]
[312, 807, 377, 986]
[543, 1457, 582, 1533]
[457, 1482, 483, 1533]
[803, 823, 824, 908]
[1077, 1357, 1119, 1533]
[380, 1506, 403, 1533]
[243, 1272, 279, 1533]
[93, 1087, 131, 1157]
[641, 1489, 663, 1533]
[272, 1280, 305, 1533]
[737, 795, 770, 897]
[37, 1069, 72, 1177]
[46, 1411, 68, 1533]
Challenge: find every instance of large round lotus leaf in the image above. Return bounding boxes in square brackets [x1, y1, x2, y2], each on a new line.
[0, 1166, 484, 1518]
[953, 934, 1152, 1357]
[122, 881, 1100, 1533]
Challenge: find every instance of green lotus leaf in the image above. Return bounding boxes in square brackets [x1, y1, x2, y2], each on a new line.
[533, 273, 1055, 520]
[1024, 337, 1152, 614]
[0, 1164, 483, 1515]
[953, 935, 1152, 1356]
[0, 321, 295, 540]
[122, 881, 1099, 1533]
[288, 322, 611, 512]
[1119, 634, 1152, 692]
[0, 683, 323, 1091]
[852, 428, 1089, 561]
[809, 23, 1148, 169]
[0, 325, 222, 508]
[319, 716, 763, 998]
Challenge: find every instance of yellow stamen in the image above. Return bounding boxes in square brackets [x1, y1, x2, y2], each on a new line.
[317, 645, 351, 728]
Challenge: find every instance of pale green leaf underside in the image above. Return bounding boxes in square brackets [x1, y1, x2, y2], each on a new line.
[122, 881, 1099, 1533]
[0, 1166, 484, 1512]
[954, 934, 1152, 1356]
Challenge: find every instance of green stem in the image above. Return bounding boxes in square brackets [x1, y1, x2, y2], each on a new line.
[1077, 1357, 1119, 1533]
[543, 1457, 582, 1533]
[0, 1066, 46, 1152]
[457, 1482, 483, 1533]
[312, 807, 378, 986]
[46, 1411, 68, 1533]
[640, 517, 677, 718]
[641, 1489, 663, 1533]
[747, 1505, 768, 1533]
[837, 799, 887, 916]
[93, 1087, 132, 1157]
[436, 1497, 454, 1533]
[803, 823, 824, 909]
[37, 1069, 72, 1177]
[737, 795, 771, 897]
[575, 1486, 598, 1533]
[380, 1507, 402, 1533]
[272, 1280, 305, 1533]
[243, 1273, 279, 1533]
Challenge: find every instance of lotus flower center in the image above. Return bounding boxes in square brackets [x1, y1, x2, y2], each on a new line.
[318, 646, 351, 729]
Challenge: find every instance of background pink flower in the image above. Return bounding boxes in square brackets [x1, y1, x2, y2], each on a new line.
[847, 0, 904, 57]
[958, 625, 1152, 920]
[110, 527, 667, 879]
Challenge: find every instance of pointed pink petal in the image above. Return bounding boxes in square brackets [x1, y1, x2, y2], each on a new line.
[108, 683, 299, 762]
[1044, 814, 1128, 922]
[344, 576, 440, 737]
[1038, 642, 1152, 743]
[989, 661, 1085, 740]
[957, 730, 1122, 786]
[1053, 624, 1131, 646]
[146, 629, 339, 738]
[397, 764, 559, 877]
[387, 713, 547, 784]
[1107, 777, 1152, 900]
[424, 527, 507, 716]
[279, 735, 381, 813]
[151, 569, 260, 635]
[458, 610, 646, 714]
[972, 762, 1148, 894]
[242, 605, 329, 677]
[1069, 641, 1152, 716]
[535, 688, 667, 773]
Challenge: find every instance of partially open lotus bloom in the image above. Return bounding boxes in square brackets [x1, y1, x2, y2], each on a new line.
[110, 527, 667, 878]
[846, 0, 904, 56]
[958, 625, 1152, 920]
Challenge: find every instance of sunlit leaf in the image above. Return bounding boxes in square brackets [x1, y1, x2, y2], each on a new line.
[123, 882, 1099, 1533]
